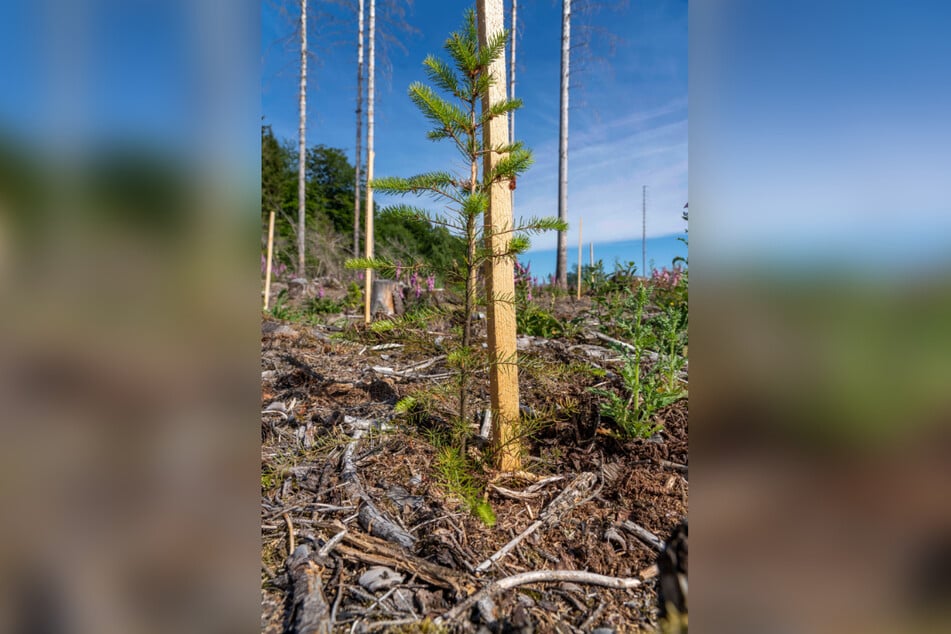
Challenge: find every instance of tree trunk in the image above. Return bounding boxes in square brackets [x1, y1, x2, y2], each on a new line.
[363, 0, 376, 324]
[555, 0, 570, 288]
[353, 0, 364, 258]
[297, 0, 308, 277]
[509, 0, 517, 144]
[509, 0, 517, 212]
[478, 0, 522, 472]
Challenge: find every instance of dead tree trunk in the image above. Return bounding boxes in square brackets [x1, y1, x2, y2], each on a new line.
[353, 0, 365, 258]
[363, 0, 377, 324]
[297, 0, 308, 277]
[555, 0, 571, 288]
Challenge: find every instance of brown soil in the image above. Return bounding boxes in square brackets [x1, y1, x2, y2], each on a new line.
[261, 292, 687, 633]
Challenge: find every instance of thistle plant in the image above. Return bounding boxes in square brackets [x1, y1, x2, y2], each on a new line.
[348, 9, 564, 427]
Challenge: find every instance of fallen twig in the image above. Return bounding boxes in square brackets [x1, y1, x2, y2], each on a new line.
[318, 528, 347, 558]
[283, 512, 296, 555]
[287, 545, 331, 634]
[312, 520, 473, 597]
[371, 355, 446, 378]
[476, 472, 597, 573]
[658, 459, 688, 473]
[436, 570, 641, 625]
[370, 343, 404, 351]
[621, 520, 665, 552]
[340, 416, 416, 549]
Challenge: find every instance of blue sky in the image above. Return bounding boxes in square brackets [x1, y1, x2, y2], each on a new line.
[261, 0, 689, 252]
[691, 0, 951, 276]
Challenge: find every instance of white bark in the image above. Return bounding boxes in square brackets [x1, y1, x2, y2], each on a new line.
[297, 0, 308, 277]
[556, 0, 571, 287]
[509, 0, 517, 144]
[363, 0, 376, 324]
[353, 0, 364, 258]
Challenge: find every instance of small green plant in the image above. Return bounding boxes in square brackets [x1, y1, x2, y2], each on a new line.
[268, 289, 295, 321]
[653, 303, 688, 393]
[304, 295, 343, 316]
[590, 284, 686, 439]
[434, 445, 496, 527]
[347, 9, 566, 429]
[516, 301, 563, 337]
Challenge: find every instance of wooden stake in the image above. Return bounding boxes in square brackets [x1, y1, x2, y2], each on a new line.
[363, 148, 375, 324]
[576, 217, 583, 300]
[264, 210, 276, 311]
[478, 0, 521, 472]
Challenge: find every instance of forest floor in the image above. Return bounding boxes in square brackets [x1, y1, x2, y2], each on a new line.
[260, 286, 688, 633]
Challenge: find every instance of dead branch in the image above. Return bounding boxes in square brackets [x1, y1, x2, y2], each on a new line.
[476, 472, 597, 573]
[658, 459, 688, 473]
[284, 512, 296, 554]
[340, 416, 416, 549]
[437, 570, 641, 625]
[312, 520, 474, 598]
[372, 355, 446, 378]
[287, 544, 331, 634]
[620, 520, 665, 552]
[317, 528, 347, 558]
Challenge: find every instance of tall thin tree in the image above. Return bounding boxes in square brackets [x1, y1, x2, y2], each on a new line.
[297, 0, 308, 276]
[353, 0, 365, 258]
[555, 0, 571, 287]
[363, 0, 377, 323]
[509, 0, 517, 144]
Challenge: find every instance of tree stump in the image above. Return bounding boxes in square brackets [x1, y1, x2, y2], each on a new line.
[370, 279, 403, 317]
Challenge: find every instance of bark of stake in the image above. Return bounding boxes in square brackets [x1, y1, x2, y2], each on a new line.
[352, 0, 364, 258]
[555, 0, 571, 288]
[363, 0, 376, 324]
[287, 544, 331, 634]
[264, 210, 276, 310]
[478, 0, 521, 472]
[297, 0, 308, 277]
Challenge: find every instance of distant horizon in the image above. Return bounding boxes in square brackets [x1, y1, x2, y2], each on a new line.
[519, 233, 687, 281]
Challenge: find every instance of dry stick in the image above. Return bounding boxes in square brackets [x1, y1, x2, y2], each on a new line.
[287, 545, 332, 634]
[475, 472, 596, 573]
[436, 570, 641, 625]
[318, 529, 348, 558]
[283, 512, 296, 555]
[659, 459, 688, 473]
[371, 355, 446, 378]
[264, 209, 276, 311]
[621, 520, 665, 553]
[340, 418, 416, 549]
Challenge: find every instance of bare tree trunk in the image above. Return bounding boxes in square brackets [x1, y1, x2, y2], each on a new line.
[509, 0, 517, 212]
[297, 0, 308, 277]
[353, 0, 364, 258]
[509, 0, 517, 144]
[555, 0, 570, 288]
[363, 0, 376, 324]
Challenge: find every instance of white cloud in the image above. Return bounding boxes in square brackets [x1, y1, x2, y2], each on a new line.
[516, 98, 687, 250]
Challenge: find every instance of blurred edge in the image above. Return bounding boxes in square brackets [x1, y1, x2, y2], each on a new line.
[0, 2, 260, 633]
[692, 2, 951, 633]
